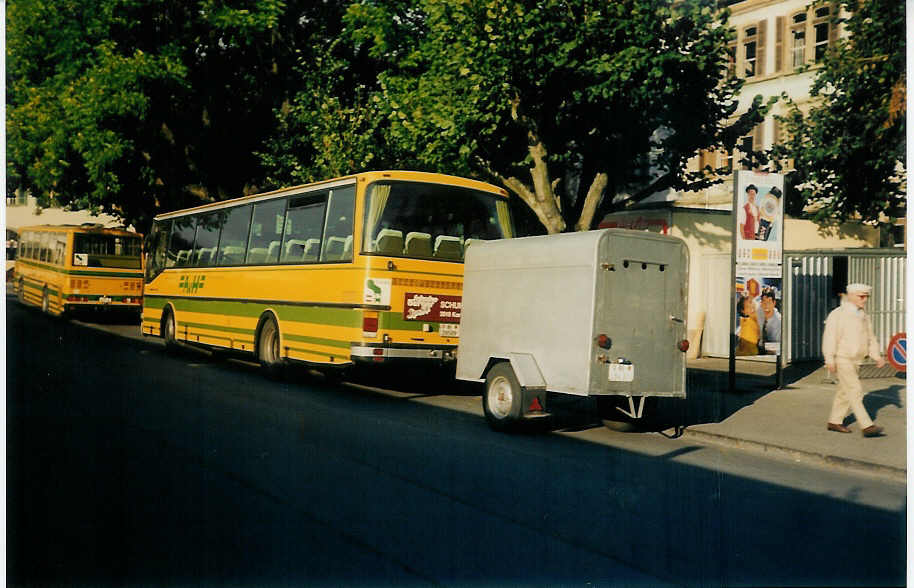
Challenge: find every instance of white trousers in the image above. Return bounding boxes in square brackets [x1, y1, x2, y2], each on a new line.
[828, 359, 873, 429]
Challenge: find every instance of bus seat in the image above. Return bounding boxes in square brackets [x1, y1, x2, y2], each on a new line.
[375, 229, 403, 255]
[405, 232, 433, 258]
[221, 245, 245, 264]
[247, 247, 267, 264]
[302, 238, 321, 262]
[267, 240, 281, 262]
[195, 247, 215, 266]
[283, 239, 308, 261]
[342, 235, 353, 259]
[433, 235, 463, 260]
[176, 250, 191, 266]
[324, 236, 346, 260]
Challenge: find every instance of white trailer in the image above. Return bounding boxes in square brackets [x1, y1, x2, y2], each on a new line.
[456, 229, 690, 431]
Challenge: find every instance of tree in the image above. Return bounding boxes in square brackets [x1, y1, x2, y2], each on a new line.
[342, 0, 767, 233]
[771, 0, 905, 228]
[6, 0, 345, 232]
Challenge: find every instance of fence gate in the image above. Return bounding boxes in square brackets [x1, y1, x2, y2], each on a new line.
[784, 249, 906, 363]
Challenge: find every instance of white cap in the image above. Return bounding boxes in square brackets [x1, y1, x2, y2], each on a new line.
[846, 283, 872, 295]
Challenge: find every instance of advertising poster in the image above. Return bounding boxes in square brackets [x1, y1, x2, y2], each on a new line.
[732, 171, 784, 357]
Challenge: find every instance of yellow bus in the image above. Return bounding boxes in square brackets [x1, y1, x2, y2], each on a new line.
[142, 170, 514, 375]
[14, 224, 144, 317]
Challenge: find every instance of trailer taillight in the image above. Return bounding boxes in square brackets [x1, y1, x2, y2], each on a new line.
[596, 334, 612, 349]
[678, 339, 690, 352]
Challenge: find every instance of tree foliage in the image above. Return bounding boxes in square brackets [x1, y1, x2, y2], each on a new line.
[7, 0, 344, 232]
[771, 0, 905, 227]
[337, 0, 765, 233]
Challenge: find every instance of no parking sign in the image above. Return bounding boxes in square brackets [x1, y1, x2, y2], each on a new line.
[886, 332, 906, 372]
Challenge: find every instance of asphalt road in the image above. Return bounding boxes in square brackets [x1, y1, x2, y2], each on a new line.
[6, 299, 906, 587]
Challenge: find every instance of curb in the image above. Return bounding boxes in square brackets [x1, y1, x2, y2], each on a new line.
[682, 428, 906, 483]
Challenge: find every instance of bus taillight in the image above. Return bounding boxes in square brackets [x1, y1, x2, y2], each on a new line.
[362, 313, 379, 338]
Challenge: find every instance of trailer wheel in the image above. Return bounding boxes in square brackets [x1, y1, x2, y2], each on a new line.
[483, 362, 523, 432]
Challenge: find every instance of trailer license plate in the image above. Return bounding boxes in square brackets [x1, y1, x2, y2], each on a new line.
[439, 323, 459, 338]
[608, 363, 634, 382]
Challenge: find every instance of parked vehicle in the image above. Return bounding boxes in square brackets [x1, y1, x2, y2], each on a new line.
[456, 229, 690, 431]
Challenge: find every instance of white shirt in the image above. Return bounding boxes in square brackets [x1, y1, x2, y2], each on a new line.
[821, 301, 882, 364]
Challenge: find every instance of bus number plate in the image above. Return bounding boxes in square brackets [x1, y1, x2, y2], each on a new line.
[608, 363, 634, 382]
[439, 324, 459, 338]
[99, 296, 112, 304]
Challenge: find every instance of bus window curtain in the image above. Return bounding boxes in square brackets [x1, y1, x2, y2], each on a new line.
[365, 184, 391, 251]
[496, 200, 513, 238]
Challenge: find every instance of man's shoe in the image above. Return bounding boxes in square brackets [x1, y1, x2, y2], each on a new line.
[862, 425, 885, 437]
[827, 422, 852, 433]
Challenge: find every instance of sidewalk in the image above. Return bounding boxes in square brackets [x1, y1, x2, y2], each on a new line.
[681, 358, 907, 482]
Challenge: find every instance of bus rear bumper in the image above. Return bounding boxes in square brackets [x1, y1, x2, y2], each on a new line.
[350, 343, 457, 364]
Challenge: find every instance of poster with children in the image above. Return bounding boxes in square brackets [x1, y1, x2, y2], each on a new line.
[732, 171, 785, 358]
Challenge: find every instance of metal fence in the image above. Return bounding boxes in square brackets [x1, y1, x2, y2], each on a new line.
[784, 249, 906, 363]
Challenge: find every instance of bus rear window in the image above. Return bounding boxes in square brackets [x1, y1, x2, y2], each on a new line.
[362, 181, 513, 261]
[73, 234, 142, 269]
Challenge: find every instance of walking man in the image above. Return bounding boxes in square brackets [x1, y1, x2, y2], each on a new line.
[823, 283, 886, 437]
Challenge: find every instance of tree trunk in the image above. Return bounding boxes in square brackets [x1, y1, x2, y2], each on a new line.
[574, 172, 608, 231]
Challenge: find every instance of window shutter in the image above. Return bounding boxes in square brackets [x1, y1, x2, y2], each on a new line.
[775, 16, 785, 72]
[754, 121, 764, 151]
[756, 20, 767, 76]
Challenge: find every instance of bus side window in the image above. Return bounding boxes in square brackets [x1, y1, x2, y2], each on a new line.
[247, 199, 286, 265]
[168, 216, 196, 268]
[146, 220, 171, 281]
[215, 204, 251, 266]
[320, 186, 355, 262]
[193, 211, 222, 267]
[281, 193, 327, 264]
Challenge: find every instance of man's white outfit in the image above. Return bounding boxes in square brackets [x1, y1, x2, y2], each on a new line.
[822, 300, 882, 428]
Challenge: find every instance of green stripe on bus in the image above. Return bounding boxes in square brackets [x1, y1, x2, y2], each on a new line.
[283, 333, 350, 350]
[148, 297, 363, 328]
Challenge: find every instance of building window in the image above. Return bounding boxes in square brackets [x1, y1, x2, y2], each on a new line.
[813, 6, 831, 62]
[791, 12, 807, 67]
[743, 26, 757, 77]
[727, 39, 737, 78]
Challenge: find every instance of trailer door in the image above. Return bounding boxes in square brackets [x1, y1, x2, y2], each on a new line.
[593, 231, 688, 397]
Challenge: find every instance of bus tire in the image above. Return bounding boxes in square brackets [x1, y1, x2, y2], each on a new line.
[41, 288, 50, 314]
[162, 307, 180, 353]
[257, 315, 285, 380]
[483, 362, 523, 432]
[17, 279, 25, 305]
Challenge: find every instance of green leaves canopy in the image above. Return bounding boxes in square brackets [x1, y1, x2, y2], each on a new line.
[772, 0, 905, 227]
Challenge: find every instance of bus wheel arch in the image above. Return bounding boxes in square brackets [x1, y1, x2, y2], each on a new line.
[256, 311, 284, 379]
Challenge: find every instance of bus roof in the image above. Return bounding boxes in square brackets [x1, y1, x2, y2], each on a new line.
[15, 224, 140, 237]
[153, 170, 510, 221]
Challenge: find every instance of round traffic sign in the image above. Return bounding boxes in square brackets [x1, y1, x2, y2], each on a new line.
[886, 332, 906, 372]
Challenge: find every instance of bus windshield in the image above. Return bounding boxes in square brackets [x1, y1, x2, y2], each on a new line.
[362, 181, 513, 261]
[73, 233, 143, 269]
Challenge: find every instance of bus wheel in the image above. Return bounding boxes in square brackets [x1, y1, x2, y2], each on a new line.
[41, 289, 50, 314]
[17, 279, 25, 305]
[258, 316, 284, 379]
[162, 308, 179, 353]
[483, 362, 523, 432]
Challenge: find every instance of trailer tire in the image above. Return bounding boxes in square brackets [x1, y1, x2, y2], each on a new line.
[483, 362, 523, 432]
